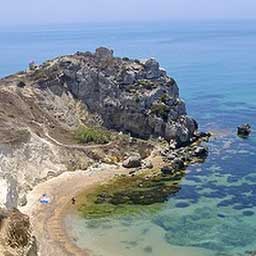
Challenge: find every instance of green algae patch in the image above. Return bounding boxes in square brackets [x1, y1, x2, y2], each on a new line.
[76, 171, 185, 219]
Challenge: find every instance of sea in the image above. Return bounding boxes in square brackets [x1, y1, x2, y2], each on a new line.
[1, 20, 256, 256]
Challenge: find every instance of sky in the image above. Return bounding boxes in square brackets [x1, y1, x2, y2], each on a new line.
[1, 0, 256, 25]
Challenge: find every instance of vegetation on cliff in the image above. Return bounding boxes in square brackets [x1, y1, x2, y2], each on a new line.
[74, 126, 112, 144]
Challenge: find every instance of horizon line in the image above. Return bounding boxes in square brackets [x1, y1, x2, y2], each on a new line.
[1, 17, 256, 29]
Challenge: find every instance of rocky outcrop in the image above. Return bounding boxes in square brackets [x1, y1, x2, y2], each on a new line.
[122, 154, 142, 168]
[0, 47, 199, 208]
[20, 47, 198, 145]
[237, 124, 251, 138]
[0, 208, 37, 256]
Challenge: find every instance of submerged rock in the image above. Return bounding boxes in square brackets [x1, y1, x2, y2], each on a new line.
[175, 201, 190, 208]
[155, 208, 256, 252]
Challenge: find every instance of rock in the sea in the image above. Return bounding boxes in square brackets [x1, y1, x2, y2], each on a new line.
[193, 146, 209, 158]
[237, 124, 251, 137]
[122, 154, 142, 168]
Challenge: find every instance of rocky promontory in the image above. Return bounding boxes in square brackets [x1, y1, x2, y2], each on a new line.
[9, 47, 197, 145]
[0, 48, 206, 255]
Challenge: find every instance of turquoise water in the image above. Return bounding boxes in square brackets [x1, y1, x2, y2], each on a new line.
[1, 20, 256, 255]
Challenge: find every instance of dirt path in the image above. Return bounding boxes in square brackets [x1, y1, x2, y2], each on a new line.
[44, 128, 115, 150]
[31, 120, 115, 150]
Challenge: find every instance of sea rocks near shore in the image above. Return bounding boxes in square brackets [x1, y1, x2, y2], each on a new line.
[78, 133, 211, 218]
[237, 124, 251, 138]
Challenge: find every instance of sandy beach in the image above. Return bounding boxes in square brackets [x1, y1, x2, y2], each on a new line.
[21, 164, 128, 256]
[21, 145, 164, 256]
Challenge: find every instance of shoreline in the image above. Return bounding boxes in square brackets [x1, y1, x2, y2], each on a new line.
[19, 131, 217, 256]
[21, 145, 164, 256]
[21, 164, 129, 256]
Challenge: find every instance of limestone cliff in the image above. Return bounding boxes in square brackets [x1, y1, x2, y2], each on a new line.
[23, 47, 197, 144]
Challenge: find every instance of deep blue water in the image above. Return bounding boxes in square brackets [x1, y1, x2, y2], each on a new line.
[1, 20, 256, 255]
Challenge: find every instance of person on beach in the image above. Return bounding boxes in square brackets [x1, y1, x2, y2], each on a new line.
[71, 197, 76, 205]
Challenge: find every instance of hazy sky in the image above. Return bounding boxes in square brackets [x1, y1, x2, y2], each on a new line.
[1, 0, 256, 25]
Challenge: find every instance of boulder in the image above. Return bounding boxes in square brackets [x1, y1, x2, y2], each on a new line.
[122, 70, 136, 85]
[122, 154, 142, 168]
[237, 124, 251, 137]
[167, 153, 177, 161]
[17, 81, 26, 88]
[193, 146, 209, 158]
[143, 160, 153, 169]
[161, 166, 174, 175]
[143, 58, 161, 79]
[194, 131, 211, 139]
[172, 158, 185, 171]
[95, 47, 113, 61]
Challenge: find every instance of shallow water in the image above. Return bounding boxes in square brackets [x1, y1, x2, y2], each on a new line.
[1, 20, 256, 255]
[65, 133, 256, 256]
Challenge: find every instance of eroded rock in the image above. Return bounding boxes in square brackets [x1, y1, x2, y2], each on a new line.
[172, 158, 185, 171]
[161, 166, 174, 175]
[193, 146, 209, 158]
[122, 154, 142, 168]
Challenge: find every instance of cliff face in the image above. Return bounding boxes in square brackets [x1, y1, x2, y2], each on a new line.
[24, 47, 197, 145]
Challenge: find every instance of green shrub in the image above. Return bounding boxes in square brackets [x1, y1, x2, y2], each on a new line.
[75, 127, 111, 144]
[138, 80, 154, 90]
[122, 57, 130, 61]
[160, 94, 169, 104]
[151, 104, 169, 121]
